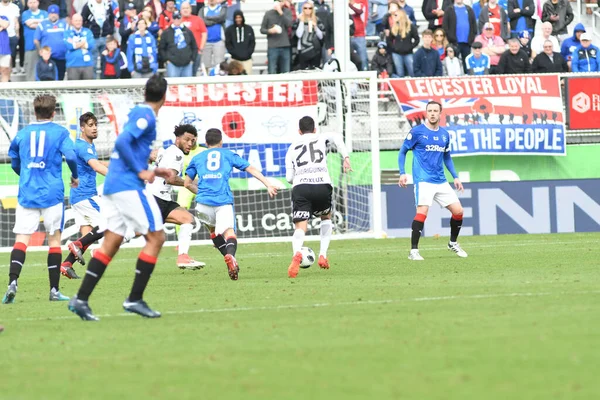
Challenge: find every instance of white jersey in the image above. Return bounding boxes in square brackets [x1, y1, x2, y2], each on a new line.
[147, 145, 184, 201]
[285, 132, 349, 187]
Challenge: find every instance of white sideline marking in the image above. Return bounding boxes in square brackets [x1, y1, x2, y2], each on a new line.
[1, 238, 598, 269]
[11, 290, 600, 322]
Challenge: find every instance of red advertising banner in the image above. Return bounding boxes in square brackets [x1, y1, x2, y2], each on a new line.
[567, 76, 600, 130]
[389, 75, 566, 156]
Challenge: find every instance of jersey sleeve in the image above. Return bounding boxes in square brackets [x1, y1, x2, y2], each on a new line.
[284, 144, 295, 184]
[185, 157, 198, 180]
[160, 147, 184, 174]
[59, 130, 75, 155]
[229, 151, 251, 171]
[402, 129, 419, 150]
[126, 109, 156, 139]
[322, 133, 349, 158]
[8, 134, 20, 160]
[76, 141, 97, 164]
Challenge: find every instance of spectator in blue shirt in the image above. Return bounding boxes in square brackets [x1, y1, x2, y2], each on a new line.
[571, 33, 600, 73]
[64, 13, 96, 80]
[465, 40, 490, 74]
[126, 18, 158, 78]
[35, 45, 58, 80]
[21, 0, 48, 81]
[0, 15, 10, 82]
[442, 0, 477, 70]
[34, 4, 68, 79]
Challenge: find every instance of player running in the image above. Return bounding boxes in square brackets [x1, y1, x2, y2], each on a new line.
[3, 94, 79, 304]
[285, 116, 352, 279]
[147, 124, 205, 270]
[398, 100, 467, 261]
[68, 75, 174, 321]
[184, 128, 278, 280]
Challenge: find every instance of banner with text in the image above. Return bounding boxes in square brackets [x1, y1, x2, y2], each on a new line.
[567, 76, 600, 130]
[389, 75, 566, 156]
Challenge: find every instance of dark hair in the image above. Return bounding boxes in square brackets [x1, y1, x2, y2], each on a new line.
[144, 74, 168, 103]
[228, 60, 246, 75]
[80, 111, 97, 127]
[174, 124, 197, 137]
[33, 94, 56, 119]
[298, 116, 315, 133]
[426, 100, 442, 112]
[205, 128, 222, 146]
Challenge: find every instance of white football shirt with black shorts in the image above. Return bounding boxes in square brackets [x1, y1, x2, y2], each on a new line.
[285, 132, 349, 223]
[146, 145, 184, 221]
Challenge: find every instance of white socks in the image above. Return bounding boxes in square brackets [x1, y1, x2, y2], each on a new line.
[319, 219, 332, 257]
[178, 223, 193, 255]
[292, 229, 305, 255]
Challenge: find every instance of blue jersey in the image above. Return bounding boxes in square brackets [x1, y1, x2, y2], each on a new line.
[465, 53, 490, 75]
[186, 148, 250, 207]
[70, 138, 98, 205]
[104, 104, 157, 195]
[21, 9, 48, 51]
[400, 124, 452, 184]
[9, 121, 75, 209]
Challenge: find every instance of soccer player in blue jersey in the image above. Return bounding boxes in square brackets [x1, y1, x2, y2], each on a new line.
[184, 128, 278, 280]
[69, 75, 175, 321]
[3, 94, 79, 304]
[398, 101, 468, 261]
[60, 112, 108, 279]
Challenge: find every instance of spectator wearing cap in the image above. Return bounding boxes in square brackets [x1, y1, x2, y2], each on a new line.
[127, 18, 157, 77]
[541, 0, 573, 42]
[478, 0, 510, 41]
[260, 0, 293, 74]
[0, 0, 19, 77]
[496, 37, 530, 73]
[474, 21, 505, 71]
[507, 0, 534, 39]
[465, 40, 490, 74]
[21, 0, 48, 81]
[413, 29, 443, 76]
[35, 45, 58, 80]
[101, 34, 127, 78]
[572, 33, 599, 73]
[370, 41, 393, 77]
[199, 0, 226, 70]
[158, 0, 176, 31]
[518, 30, 532, 59]
[64, 13, 96, 79]
[225, 9, 255, 74]
[0, 15, 9, 82]
[530, 21, 558, 56]
[560, 22, 585, 68]
[442, 0, 477, 69]
[159, 10, 198, 76]
[33, 4, 67, 79]
[39, 0, 66, 17]
[181, 1, 206, 75]
[81, 0, 116, 73]
[386, 8, 419, 77]
[118, 0, 144, 14]
[531, 38, 568, 73]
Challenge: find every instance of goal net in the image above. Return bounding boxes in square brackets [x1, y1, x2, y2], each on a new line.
[0, 72, 382, 249]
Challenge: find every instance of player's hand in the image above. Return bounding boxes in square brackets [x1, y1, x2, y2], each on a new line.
[398, 174, 408, 188]
[266, 185, 278, 198]
[138, 170, 156, 183]
[154, 167, 176, 180]
[70, 177, 79, 188]
[148, 149, 159, 163]
[454, 178, 464, 193]
[343, 157, 352, 173]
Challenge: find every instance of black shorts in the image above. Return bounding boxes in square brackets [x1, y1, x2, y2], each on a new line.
[154, 196, 181, 221]
[291, 184, 333, 222]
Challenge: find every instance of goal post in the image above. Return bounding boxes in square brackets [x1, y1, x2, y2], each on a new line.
[0, 72, 383, 251]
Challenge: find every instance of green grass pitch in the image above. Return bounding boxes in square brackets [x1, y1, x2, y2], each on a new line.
[1, 233, 599, 400]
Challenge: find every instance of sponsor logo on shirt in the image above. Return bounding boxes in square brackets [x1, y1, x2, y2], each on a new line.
[425, 144, 446, 152]
[27, 161, 46, 169]
[203, 173, 223, 179]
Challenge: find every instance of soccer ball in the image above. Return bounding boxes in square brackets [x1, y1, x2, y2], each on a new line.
[300, 247, 316, 268]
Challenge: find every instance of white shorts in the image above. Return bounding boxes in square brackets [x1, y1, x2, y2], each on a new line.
[72, 196, 105, 229]
[195, 203, 235, 235]
[0, 55, 10, 68]
[414, 181, 459, 208]
[103, 189, 164, 237]
[13, 202, 64, 235]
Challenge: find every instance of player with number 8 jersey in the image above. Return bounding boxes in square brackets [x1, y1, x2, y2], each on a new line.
[184, 128, 278, 280]
[284, 116, 352, 278]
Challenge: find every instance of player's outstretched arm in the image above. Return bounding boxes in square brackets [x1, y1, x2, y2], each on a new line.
[88, 159, 108, 176]
[443, 151, 463, 192]
[183, 175, 198, 194]
[284, 146, 295, 184]
[164, 169, 185, 187]
[245, 166, 278, 198]
[326, 133, 352, 173]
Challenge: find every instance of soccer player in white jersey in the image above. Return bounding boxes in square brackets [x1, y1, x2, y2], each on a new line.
[147, 124, 205, 270]
[285, 116, 352, 279]
[184, 128, 278, 280]
[3, 94, 79, 304]
[68, 75, 175, 321]
[398, 100, 468, 261]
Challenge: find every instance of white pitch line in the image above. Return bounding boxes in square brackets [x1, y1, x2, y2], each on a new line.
[0, 239, 597, 269]
[9, 290, 600, 322]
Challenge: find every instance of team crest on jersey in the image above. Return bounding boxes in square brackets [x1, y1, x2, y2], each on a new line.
[442, 135, 446, 142]
[87, 148, 94, 155]
[406, 133, 412, 140]
[433, 136, 439, 141]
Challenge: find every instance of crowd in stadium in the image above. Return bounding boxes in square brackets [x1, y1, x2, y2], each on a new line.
[0, 0, 598, 82]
